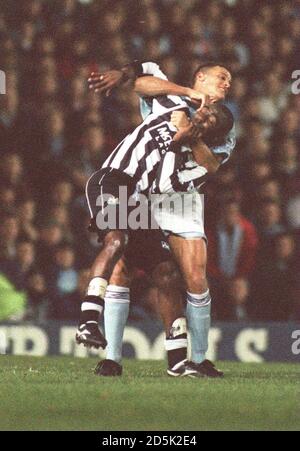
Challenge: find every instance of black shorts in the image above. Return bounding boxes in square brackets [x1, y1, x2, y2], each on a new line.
[86, 168, 172, 271]
[126, 229, 172, 272]
[86, 167, 137, 238]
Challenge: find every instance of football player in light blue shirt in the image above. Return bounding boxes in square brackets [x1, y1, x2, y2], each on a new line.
[87, 61, 235, 377]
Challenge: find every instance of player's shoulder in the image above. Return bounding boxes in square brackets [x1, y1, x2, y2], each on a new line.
[151, 94, 188, 116]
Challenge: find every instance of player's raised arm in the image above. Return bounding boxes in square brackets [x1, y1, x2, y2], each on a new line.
[134, 76, 205, 105]
[88, 61, 206, 107]
[87, 61, 144, 96]
[132, 62, 206, 104]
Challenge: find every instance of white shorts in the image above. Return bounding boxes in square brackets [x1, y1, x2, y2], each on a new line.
[151, 191, 206, 241]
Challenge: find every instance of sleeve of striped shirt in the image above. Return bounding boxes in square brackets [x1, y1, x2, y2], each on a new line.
[139, 62, 168, 120]
[141, 62, 169, 80]
[139, 62, 187, 119]
[172, 128, 236, 191]
[152, 144, 208, 194]
[211, 124, 236, 164]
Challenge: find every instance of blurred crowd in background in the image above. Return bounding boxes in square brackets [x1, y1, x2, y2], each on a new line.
[0, 0, 300, 323]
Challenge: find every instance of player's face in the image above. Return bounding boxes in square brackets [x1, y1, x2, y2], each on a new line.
[195, 66, 232, 102]
[193, 106, 217, 132]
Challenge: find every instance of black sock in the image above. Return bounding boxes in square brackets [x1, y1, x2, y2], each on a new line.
[79, 295, 104, 326]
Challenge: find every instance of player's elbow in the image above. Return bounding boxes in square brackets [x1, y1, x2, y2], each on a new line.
[207, 155, 223, 174]
[134, 76, 151, 96]
[206, 161, 220, 174]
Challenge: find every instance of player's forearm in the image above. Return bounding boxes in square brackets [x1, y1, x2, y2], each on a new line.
[190, 140, 221, 174]
[120, 61, 144, 82]
[134, 76, 190, 98]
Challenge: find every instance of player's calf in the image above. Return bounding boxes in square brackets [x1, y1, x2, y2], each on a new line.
[76, 231, 127, 349]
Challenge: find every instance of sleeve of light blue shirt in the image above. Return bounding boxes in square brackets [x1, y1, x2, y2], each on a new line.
[139, 62, 168, 120]
[210, 124, 236, 164]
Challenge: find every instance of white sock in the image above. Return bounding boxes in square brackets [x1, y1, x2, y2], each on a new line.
[186, 290, 211, 364]
[104, 285, 130, 364]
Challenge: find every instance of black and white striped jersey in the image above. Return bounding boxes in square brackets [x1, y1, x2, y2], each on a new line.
[151, 145, 209, 194]
[101, 94, 190, 193]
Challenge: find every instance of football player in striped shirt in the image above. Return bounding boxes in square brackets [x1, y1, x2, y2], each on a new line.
[77, 62, 234, 378]
[91, 102, 233, 378]
[76, 62, 210, 348]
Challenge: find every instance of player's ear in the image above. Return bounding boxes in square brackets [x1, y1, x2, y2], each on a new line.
[196, 71, 206, 82]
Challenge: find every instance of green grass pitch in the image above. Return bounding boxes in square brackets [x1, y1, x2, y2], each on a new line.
[0, 356, 299, 431]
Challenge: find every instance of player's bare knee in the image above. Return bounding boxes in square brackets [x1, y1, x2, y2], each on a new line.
[104, 231, 126, 249]
[186, 271, 208, 294]
[103, 231, 127, 259]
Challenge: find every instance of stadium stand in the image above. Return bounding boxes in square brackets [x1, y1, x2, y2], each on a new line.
[0, 0, 299, 321]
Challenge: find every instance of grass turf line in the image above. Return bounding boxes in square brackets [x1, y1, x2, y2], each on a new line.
[0, 356, 299, 431]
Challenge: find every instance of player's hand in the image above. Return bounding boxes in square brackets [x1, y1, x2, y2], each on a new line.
[171, 111, 190, 129]
[173, 122, 203, 144]
[88, 70, 125, 96]
[171, 111, 203, 144]
[186, 89, 217, 109]
[186, 89, 210, 110]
